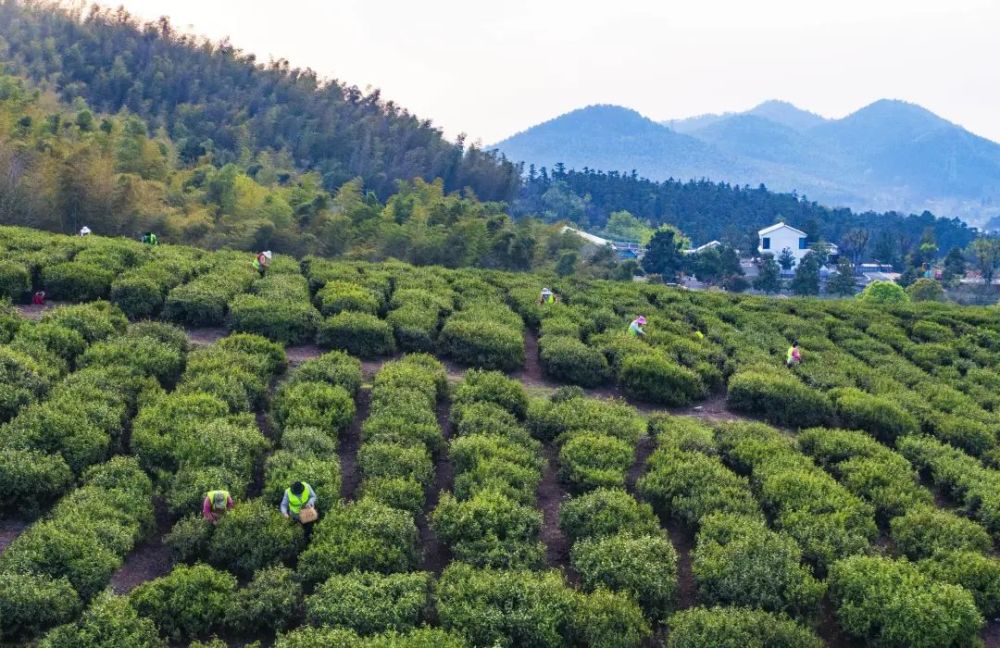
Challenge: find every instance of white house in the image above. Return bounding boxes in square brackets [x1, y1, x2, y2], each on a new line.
[758, 222, 838, 266]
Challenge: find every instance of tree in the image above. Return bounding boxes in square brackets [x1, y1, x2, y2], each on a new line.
[907, 278, 945, 302]
[614, 260, 641, 281]
[858, 281, 909, 304]
[941, 247, 967, 286]
[777, 248, 796, 271]
[753, 255, 782, 294]
[556, 251, 578, 277]
[969, 238, 1000, 285]
[687, 248, 724, 285]
[840, 228, 871, 268]
[642, 229, 685, 281]
[790, 252, 821, 296]
[605, 211, 650, 242]
[826, 257, 857, 296]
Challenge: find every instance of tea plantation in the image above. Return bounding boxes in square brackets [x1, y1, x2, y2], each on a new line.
[2, 225, 1000, 647]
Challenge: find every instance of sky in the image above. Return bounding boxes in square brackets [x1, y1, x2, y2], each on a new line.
[114, 0, 1000, 145]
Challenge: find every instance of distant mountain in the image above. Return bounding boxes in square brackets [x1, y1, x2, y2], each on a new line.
[495, 100, 1000, 225]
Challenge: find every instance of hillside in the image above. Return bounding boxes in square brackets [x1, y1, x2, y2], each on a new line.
[2, 225, 1000, 647]
[497, 100, 1000, 225]
[0, 1, 519, 201]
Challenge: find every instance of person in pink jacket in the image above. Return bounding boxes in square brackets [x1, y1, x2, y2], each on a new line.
[202, 489, 234, 524]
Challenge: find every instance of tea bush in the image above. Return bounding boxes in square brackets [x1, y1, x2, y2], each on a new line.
[432, 490, 545, 569]
[208, 499, 306, 577]
[436, 563, 575, 648]
[666, 606, 824, 648]
[559, 488, 660, 543]
[0, 260, 30, 301]
[558, 432, 633, 492]
[619, 353, 705, 406]
[918, 550, 1000, 617]
[317, 312, 395, 357]
[453, 370, 529, 420]
[274, 381, 355, 434]
[226, 565, 302, 636]
[287, 351, 363, 396]
[42, 262, 114, 301]
[297, 498, 420, 584]
[829, 388, 919, 442]
[828, 554, 982, 648]
[0, 448, 74, 517]
[305, 571, 431, 635]
[0, 572, 80, 640]
[692, 513, 825, 618]
[569, 587, 651, 648]
[316, 281, 380, 316]
[130, 563, 237, 641]
[38, 591, 165, 648]
[228, 294, 320, 345]
[889, 506, 992, 560]
[727, 370, 833, 428]
[528, 395, 644, 444]
[438, 317, 524, 372]
[571, 532, 677, 619]
[538, 334, 610, 387]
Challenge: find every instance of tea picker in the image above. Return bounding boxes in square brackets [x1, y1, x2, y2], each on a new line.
[253, 250, 273, 277]
[202, 489, 234, 525]
[628, 315, 647, 337]
[537, 287, 558, 305]
[282, 480, 318, 537]
[786, 341, 802, 367]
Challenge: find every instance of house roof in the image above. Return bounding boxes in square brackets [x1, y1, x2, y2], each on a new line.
[685, 240, 722, 255]
[758, 222, 805, 237]
[561, 226, 611, 247]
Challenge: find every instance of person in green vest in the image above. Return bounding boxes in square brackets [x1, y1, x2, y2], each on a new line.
[202, 489, 234, 524]
[141, 231, 158, 246]
[786, 340, 802, 367]
[281, 481, 318, 536]
[628, 316, 647, 337]
[537, 287, 558, 305]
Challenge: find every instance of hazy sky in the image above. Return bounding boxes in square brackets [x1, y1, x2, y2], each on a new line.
[115, 0, 1000, 144]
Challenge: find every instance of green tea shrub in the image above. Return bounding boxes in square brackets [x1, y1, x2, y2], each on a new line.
[828, 554, 982, 648]
[110, 276, 164, 320]
[438, 318, 524, 372]
[274, 381, 355, 434]
[40, 302, 126, 343]
[648, 415, 716, 453]
[228, 294, 320, 345]
[637, 449, 760, 526]
[215, 332, 287, 374]
[387, 304, 439, 352]
[666, 606, 824, 648]
[127, 320, 189, 353]
[0, 260, 30, 301]
[559, 488, 660, 543]
[453, 370, 528, 419]
[436, 563, 574, 648]
[889, 507, 992, 560]
[317, 312, 395, 357]
[208, 499, 305, 577]
[538, 335, 610, 387]
[226, 565, 302, 636]
[163, 283, 231, 326]
[41, 262, 114, 301]
[130, 563, 237, 641]
[361, 476, 425, 514]
[316, 281, 380, 316]
[569, 587, 651, 648]
[0, 573, 81, 640]
[305, 571, 431, 635]
[163, 514, 213, 563]
[830, 388, 918, 442]
[692, 513, 825, 618]
[558, 432, 633, 492]
[619, 354, 705, 406]
[38, 591, 165, 648]
[79, 335, 185, 388]
[528, 396, 644, 444]
[571, 532, 677, 619]
[0, 448, 74, 517]
[359, 443, 433, 486]
[297, 498, 420, 585]
[727, 370, 833, 428]
[281, 426, 338, 456]
[287, 351, 363, 396]
[918, 550, 1000, 617]
[0, 346, 51, 422]
[432, 490, 545, 569]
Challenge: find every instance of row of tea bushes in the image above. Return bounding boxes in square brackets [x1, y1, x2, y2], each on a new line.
[432, 370, 545, 569]
[438, 278, 524, 371]
[0, 319, 182, 516]
[131, 334, 282, 517]
[0, 457, 155, 641]
[110, 247, 201, 320]
[636, 416, 826, 626]
[801, 428, 1000, 619]
[359, 355, 446, 515]
[228, 262, 321, 345]
[163, 251, 258, 327]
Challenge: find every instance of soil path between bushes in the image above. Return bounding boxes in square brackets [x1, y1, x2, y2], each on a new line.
[0, 519, 26, 556]
[110, 499, 172, 594]
[339, 387, 370, 501]
[417, 398, 454, 575]
[538, 444, 574, 578]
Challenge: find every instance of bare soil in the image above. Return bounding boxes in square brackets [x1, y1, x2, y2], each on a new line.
[818, 597, 865, 648]
[339, 387, 371, 501]
[982, 622, 1000, 648]
[665, 520, 697, 611]
[627, 436, 657, 492]
[111, 499, 173, 594]
[417, 398, 455, 575]
[14, 301, 63, 320]
[285, 344, 323, 365]
[538, 445, 573, 577]
[0, 519, 26, 556]
[185, 326, 228, 346]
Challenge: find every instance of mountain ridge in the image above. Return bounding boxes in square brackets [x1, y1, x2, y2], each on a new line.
[495, 100, 1000, 225]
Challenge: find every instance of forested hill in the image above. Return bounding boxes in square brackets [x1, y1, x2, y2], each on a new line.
[0, 1, 519, 201]
[514, 167, 977, 266]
